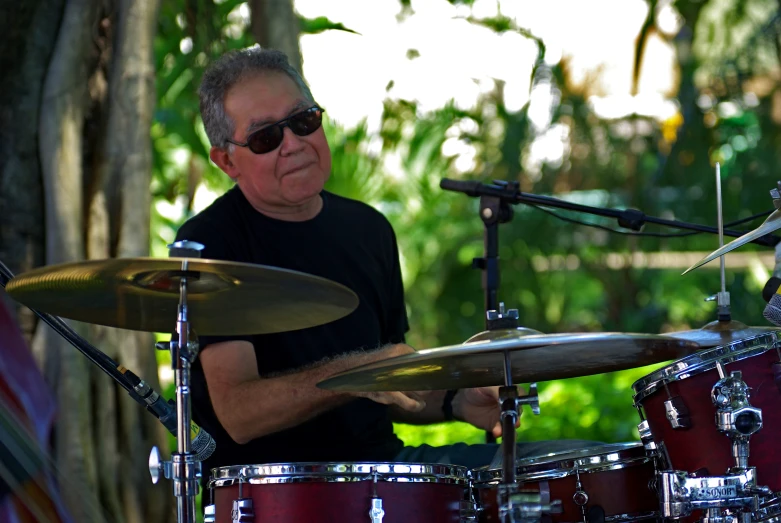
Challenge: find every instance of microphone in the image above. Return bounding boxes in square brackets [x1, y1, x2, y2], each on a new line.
[120, 368, 216, 461]
[440, 178, 484, 197]
[762, 242, 781, 327]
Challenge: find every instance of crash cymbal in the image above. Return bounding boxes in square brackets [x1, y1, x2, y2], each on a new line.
[317, 333, 700, 391]
[663, 319, 781, 348]
[683, 209, 781, 274]
[6, 258, 359, 335]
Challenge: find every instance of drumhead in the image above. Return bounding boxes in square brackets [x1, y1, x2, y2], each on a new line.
[631, 332, 778, 403]
[209, 462, 470, 488]
[472, 442, 648, 486]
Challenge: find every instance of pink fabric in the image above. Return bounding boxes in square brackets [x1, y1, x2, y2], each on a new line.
[0, 297, 72, 522]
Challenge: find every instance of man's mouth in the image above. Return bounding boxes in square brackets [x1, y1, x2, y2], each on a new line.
[283, 162, 314, 177]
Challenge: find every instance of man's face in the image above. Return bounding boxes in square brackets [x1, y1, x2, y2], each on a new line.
[213, 72, 332, 214]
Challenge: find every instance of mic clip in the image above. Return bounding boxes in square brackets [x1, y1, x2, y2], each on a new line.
[705, 291, 731, 322]
[770, 181, 781, 210]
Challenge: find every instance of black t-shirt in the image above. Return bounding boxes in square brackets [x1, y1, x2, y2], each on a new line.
[174, 186, 408, 477]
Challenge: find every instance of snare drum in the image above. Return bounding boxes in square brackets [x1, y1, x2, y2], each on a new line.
[632, 333, 781, 491]
[471, 443, 658, 523]
[206, 462, 473, 522]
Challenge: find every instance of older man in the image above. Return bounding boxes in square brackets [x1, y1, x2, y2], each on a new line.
[176, 48, 593, 482]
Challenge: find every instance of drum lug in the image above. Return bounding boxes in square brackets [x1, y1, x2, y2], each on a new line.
[637, 420, 657, 451]
[369, 466, 385, 523]
[231, 498, 255, 523]
[664, 396, 691, 429]
[203, 503, 216, 523]
[369, 498, 385, 523]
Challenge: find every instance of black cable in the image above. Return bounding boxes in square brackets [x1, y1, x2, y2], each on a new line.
[529, 204, 774, 239]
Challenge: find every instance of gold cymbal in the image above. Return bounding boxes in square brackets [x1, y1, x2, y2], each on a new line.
[6, 258, 359, 335]
[317, 332, 700, 391]
[683, 209, 781, 274]
[663, 319, 781, 348]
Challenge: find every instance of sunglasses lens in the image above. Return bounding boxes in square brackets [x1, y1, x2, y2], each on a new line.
[289, 108, 323, 136]
[244, 107, 323, 154]
[247, 127, 283, 154]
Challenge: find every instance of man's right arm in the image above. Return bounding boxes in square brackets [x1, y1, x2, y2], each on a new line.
[200, 340, 426, 444]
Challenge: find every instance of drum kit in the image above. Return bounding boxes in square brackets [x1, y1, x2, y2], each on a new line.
[2, 171, 781, 523]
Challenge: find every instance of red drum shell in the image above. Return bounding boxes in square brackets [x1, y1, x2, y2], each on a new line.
[208, 462, 471, 523]
[633, 334, 781, 492]
[472, 443, 658, 523]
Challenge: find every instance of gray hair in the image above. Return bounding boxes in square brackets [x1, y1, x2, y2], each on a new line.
[199, 47, 315, 148]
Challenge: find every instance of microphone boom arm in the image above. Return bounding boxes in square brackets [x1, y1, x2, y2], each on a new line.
[440, 178, 781, 247]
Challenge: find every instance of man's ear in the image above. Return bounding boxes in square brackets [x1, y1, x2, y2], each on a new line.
[210, 146, 240, 181]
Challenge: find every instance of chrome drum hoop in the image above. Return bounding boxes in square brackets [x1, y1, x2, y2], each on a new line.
[631, 332, 779, 404]
[472, 443, 650, 487]
[209, 462, 471, 488]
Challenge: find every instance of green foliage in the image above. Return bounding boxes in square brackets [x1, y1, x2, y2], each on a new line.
[153, 0, 253, 255]
[298, 15, 360, 35]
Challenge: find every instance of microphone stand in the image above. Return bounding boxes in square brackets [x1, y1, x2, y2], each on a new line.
[472, 188, 516, 315]
[441, 178, 781, 246]
[471, 184, 518, 445]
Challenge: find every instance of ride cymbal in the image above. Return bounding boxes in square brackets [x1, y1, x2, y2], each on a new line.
[6, 258, 359, 335]
[683, 209, 781, 274]
[663, 319, 781, 348]
[317, 332, 700, 391]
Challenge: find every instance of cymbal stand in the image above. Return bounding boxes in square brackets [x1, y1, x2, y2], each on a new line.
[172, 261, 200, 523]
[149, 242, 205, 523]
[706, 162, 732, 323]
[497, 350, 557, 523]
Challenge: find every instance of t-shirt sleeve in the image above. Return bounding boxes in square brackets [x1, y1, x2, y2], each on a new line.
[174, 215, 255, 348]
[385, 222, 409, 344]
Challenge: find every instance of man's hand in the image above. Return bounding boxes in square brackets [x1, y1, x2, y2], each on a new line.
[452, 386, 523, 438]
[349, 343, 429, 413]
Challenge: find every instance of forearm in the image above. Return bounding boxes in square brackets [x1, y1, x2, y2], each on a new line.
[216, 360, 350, 443]
[212, 347, 410, 443]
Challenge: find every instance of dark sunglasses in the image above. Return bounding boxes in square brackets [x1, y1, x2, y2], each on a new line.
[226, 106, 325, 154]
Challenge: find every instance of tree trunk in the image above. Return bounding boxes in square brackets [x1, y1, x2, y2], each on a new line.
[0, 0, 170, 521]
[250, 0, 303, 74]
[0, 0, 60, 340]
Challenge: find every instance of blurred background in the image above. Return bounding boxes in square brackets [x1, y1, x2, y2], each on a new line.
[3, 0, 781, 520]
